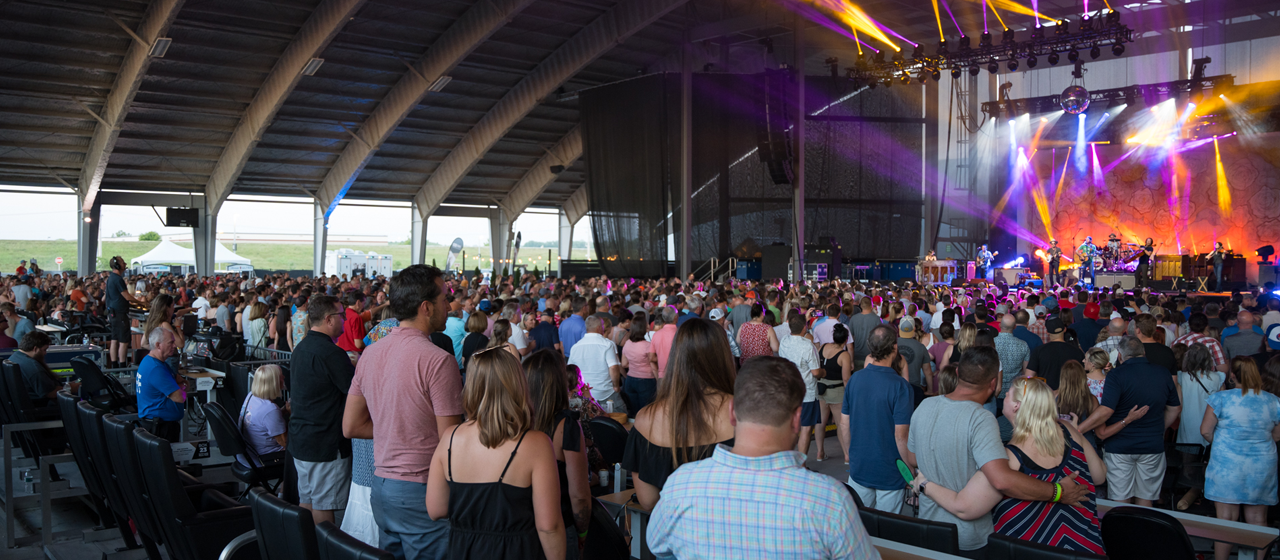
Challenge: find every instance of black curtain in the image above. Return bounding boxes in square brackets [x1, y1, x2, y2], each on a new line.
[581, 74, 678, 277]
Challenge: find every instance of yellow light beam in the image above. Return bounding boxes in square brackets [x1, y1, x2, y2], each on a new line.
[981, 0, 1055, 24]
[931, 0, 946, 41]
[1214, 138, 1232, 217]
[853, 27, 863, 55]
[1052, 147, 1071, 209]
[987, 0, 1008, 30]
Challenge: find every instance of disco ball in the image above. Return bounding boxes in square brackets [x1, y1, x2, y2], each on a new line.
[1061, 85, 1090, 114]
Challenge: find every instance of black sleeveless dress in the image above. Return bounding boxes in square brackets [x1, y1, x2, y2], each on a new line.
[820, 346, 847, 388]
[447, 430, 545, 560]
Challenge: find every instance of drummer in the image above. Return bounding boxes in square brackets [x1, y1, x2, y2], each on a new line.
[1106, 233, 1121, 255]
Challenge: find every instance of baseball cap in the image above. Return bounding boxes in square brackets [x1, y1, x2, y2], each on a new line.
[898, 316, 915, 333]
[1045, 317, 1066, 334]
[1267, 324, 1280, 350]
[477, 300, 494, 314]
[708, 308, 725, 321]
[1084, 302, 1100, 320]
[1043, 295, 1058, 310]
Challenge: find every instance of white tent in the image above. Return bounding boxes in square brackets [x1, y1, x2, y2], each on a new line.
[130, 240, 194, 266]
[130, 240, 252, 266]
[215, 243, 251, 265]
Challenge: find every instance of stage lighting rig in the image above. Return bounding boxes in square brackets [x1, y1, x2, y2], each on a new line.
[843, 10, 1132, 84]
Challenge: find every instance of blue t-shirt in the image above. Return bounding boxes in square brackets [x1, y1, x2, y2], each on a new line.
[842, 364, 915, 489]
[12, 317, 34, 344]
[529, 321, 560, 354]
[136, 355, 184, 422]
[1012, 326, 1043, 354]
[1099, 357, 1180, 455]
[1070, 318, 1104, 351]
[559, 314, 586, 357]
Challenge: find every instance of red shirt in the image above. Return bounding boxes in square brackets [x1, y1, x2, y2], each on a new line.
[15, 266, 25, 276]
[336, 307, 364, 353]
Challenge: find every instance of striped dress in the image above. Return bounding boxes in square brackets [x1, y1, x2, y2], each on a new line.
[992, 425, 1105, 554]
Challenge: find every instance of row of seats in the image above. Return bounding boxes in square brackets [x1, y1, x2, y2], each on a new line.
[847, 485, 1203, 560]
[50, 383, 396, 560]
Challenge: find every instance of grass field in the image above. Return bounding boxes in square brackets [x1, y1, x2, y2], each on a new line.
[0, 240, 594, 274]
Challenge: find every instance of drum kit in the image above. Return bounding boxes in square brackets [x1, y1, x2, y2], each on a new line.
[1100, 239, 1141, 272]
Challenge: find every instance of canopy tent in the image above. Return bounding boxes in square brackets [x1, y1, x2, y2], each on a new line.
[130, 240, 251, 266]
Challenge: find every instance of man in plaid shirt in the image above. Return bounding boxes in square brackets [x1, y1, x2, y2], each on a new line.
[1172, 312, 1229, 373]
[648, 357, 879, 559]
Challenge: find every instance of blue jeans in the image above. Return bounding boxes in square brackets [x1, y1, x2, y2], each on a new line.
[1214, 262, 1223, 290]
[370, 476, 450, 560]
[623, 376, 657, 417]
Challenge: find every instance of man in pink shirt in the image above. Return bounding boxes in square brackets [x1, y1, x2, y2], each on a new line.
[651, 306, 680, 378]
[344, 265, 462, 559]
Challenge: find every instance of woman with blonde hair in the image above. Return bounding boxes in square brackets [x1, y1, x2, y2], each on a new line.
[427, 349, 565, 560]
[911, 378, 1106, 553]
[246, 301, 269, 358]
[1082, 347, 1110, 403]
[1201, 357, 1280, 560]
[939, 322, 977, 371]
[239, 364, 287, 465]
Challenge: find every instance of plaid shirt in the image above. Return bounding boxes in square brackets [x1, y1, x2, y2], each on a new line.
[1094, 335, 1125, 362]
[1027, 320, 1048, 343]
[648, 445, 880, 560]
[1173, 332, 1227, 366]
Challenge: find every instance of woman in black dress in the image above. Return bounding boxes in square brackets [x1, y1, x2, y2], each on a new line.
[526, 350, 592, 559]
[459, 311, 490, 381]
[426, 348, 565, 560]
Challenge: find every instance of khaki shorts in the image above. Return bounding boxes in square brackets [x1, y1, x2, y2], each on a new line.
[1105, 452, 1165, 501]
[819, 382, 845, 406]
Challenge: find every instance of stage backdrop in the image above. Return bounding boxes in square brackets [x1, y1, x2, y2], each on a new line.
[1025, 132, 1280, 272]
[581, 72, 924, 277]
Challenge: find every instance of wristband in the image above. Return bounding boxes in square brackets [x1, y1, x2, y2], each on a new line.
[578, 529, 589, 539]
[1052, 483, 1062, 503]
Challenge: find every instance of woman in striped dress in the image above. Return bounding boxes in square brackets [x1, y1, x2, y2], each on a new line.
[911, 377, 1107, 554]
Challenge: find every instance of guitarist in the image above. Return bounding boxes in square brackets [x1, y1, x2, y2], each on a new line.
[975, 244, 997, 282]
[1077, 236, 1099, 287]
[1045, 240, 1063, 288]
[1207, 242, 1225, 291]
[1135, 238, 1155, 289]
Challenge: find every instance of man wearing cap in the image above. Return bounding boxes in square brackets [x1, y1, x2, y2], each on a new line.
[1026, 315, 1084, 390]
[1045, 240, 1063, 287]
[529, 310, 561, 355]
[15, 259, 26, 277]
[1071, 301, 1105, 352]
[1078, 237, 1099, 287]
[707, 307, 740, 360]
[10, 275, 33, 312]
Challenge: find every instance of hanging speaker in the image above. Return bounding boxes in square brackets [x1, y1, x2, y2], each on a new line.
[757, 69, 794, 185]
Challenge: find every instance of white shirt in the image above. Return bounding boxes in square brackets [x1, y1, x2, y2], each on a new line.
[811, 317, 837, 345]
[567, 333, 620, 402]
[192, 297, 211, 318]
[773, 323, 790, 343]
[508, 323, 528, 350]
[778, 334, 821, 402]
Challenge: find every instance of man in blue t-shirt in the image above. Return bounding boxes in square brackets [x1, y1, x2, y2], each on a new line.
[842, 324, 915, 513]
[1076, 336, 1180, 506]
[136, 327, 187, 441]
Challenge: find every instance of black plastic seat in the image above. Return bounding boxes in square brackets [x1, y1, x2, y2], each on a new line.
[247, 487, 318, 560]
[864, 506, 960, 555]
[74, 401, 146, 551]
[202, 401, 284, 495]
[54, 392, 116, 534]
[1101, 506, 1197, 560]
[2, 361, 67, 460]
[985, 533, 1108, 560]
[133, 427, 257, 560]
[316, 521, 394, 560]
[587, 415, 628, 465]
[70, 356, 134, 412]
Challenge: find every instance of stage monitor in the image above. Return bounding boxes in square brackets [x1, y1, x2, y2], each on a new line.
[166, 207, 199, 228]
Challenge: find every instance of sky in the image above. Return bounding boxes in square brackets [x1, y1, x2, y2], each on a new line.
[0, 189, 592, 247]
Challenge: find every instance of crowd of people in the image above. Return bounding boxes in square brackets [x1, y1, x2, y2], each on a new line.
[6, 255, 1280, 559]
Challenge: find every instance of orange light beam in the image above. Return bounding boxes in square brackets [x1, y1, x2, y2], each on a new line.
[931, 0, 946, 41]
[1214, 137, 1232, 217]
[1052, 146, 1071, 209]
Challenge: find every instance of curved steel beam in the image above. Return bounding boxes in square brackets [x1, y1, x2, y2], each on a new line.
[413, 0, 689, 219]
[563, 182, 590, 225]
[203, 0, 367, 215]
[496, 125, 580, 220]
[315, 0, 534, 217]
[78, 0, 185, 212]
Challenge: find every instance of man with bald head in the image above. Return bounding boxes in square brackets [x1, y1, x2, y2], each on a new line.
[568, 315, 625, 414]
[1094, 317, 1129, 364]
[992, 313, 1029, 415]
[1223, 310, 1265, 362]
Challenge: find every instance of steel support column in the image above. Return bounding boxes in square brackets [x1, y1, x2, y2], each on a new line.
[192, 207, 217, 277]
[489, 207, 513, 276]
[678, 29, 693, 280]
[558, 209, 575, 263]
[411, 200, 427, 266]
[76, 198, 101, 275]
[314, 201, 328, 277]
[791, 10, 805, 283]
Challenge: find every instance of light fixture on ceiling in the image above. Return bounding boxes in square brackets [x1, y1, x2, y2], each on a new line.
[148, 37, 172, 57]
[301, 57, 325, 76]
[428, 75, 452, 92]
[549, 165, 566, 174]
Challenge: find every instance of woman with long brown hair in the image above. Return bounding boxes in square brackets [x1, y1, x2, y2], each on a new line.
[426, 349, 565, 560]
[622, 318, 736, 509]
[525, 350, 592, 559]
